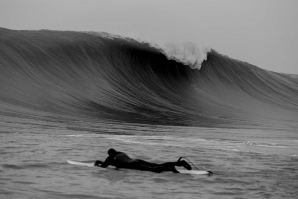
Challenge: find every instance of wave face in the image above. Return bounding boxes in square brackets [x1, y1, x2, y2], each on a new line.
[1, 28, 298, 128]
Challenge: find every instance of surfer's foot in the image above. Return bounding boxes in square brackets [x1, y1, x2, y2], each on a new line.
[177, 158, 192, 170]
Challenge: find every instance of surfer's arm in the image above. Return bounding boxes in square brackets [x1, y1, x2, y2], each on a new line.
[98, 155, 114, 168]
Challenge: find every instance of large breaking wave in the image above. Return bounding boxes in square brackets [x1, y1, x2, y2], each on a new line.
[1, 28, 298, 128]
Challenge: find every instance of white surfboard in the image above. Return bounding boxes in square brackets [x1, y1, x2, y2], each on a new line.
[67, 160, 211, 175]
[67, 160, 94, 167]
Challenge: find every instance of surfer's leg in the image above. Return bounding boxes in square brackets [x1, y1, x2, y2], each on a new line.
[138, 159, 190, 173]
[129, 159, 165, 173]
[135, 159, 159, 167]
[158, 159, 192, 171]
[127, 159, 191, 173]
[157, 162, 179, 173]
[136, 160, 173, 173]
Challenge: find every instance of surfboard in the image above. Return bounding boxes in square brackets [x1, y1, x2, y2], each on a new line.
[66, 160, 211, 175]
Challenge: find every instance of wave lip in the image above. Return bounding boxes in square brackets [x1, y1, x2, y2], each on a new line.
[150, 42, 210, 70]
[110, 31, 211, 70]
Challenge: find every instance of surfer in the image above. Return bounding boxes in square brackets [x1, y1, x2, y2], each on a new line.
[94, 148, 192, 173]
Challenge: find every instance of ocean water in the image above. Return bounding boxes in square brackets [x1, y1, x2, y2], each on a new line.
[1, 28, 298, 199]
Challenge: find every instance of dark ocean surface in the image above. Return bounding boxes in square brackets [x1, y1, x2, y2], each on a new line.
[1, 28, 298, 199]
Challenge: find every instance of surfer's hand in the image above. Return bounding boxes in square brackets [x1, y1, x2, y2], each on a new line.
[94, 160, 102, 166]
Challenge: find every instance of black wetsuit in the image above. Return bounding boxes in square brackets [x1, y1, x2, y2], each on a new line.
[95, 151, 187, 173]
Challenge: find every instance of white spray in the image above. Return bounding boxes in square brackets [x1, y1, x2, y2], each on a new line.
[151, 42, 210, 70]
[90, 31, 211, 70]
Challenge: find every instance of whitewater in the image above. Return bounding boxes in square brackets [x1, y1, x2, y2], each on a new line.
[1, 28, 298, 199]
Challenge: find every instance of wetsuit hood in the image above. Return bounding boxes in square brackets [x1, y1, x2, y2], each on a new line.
[108, 148, 117, 156]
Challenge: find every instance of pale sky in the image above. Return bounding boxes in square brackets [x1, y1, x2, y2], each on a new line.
[1, 0, 297, 74]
